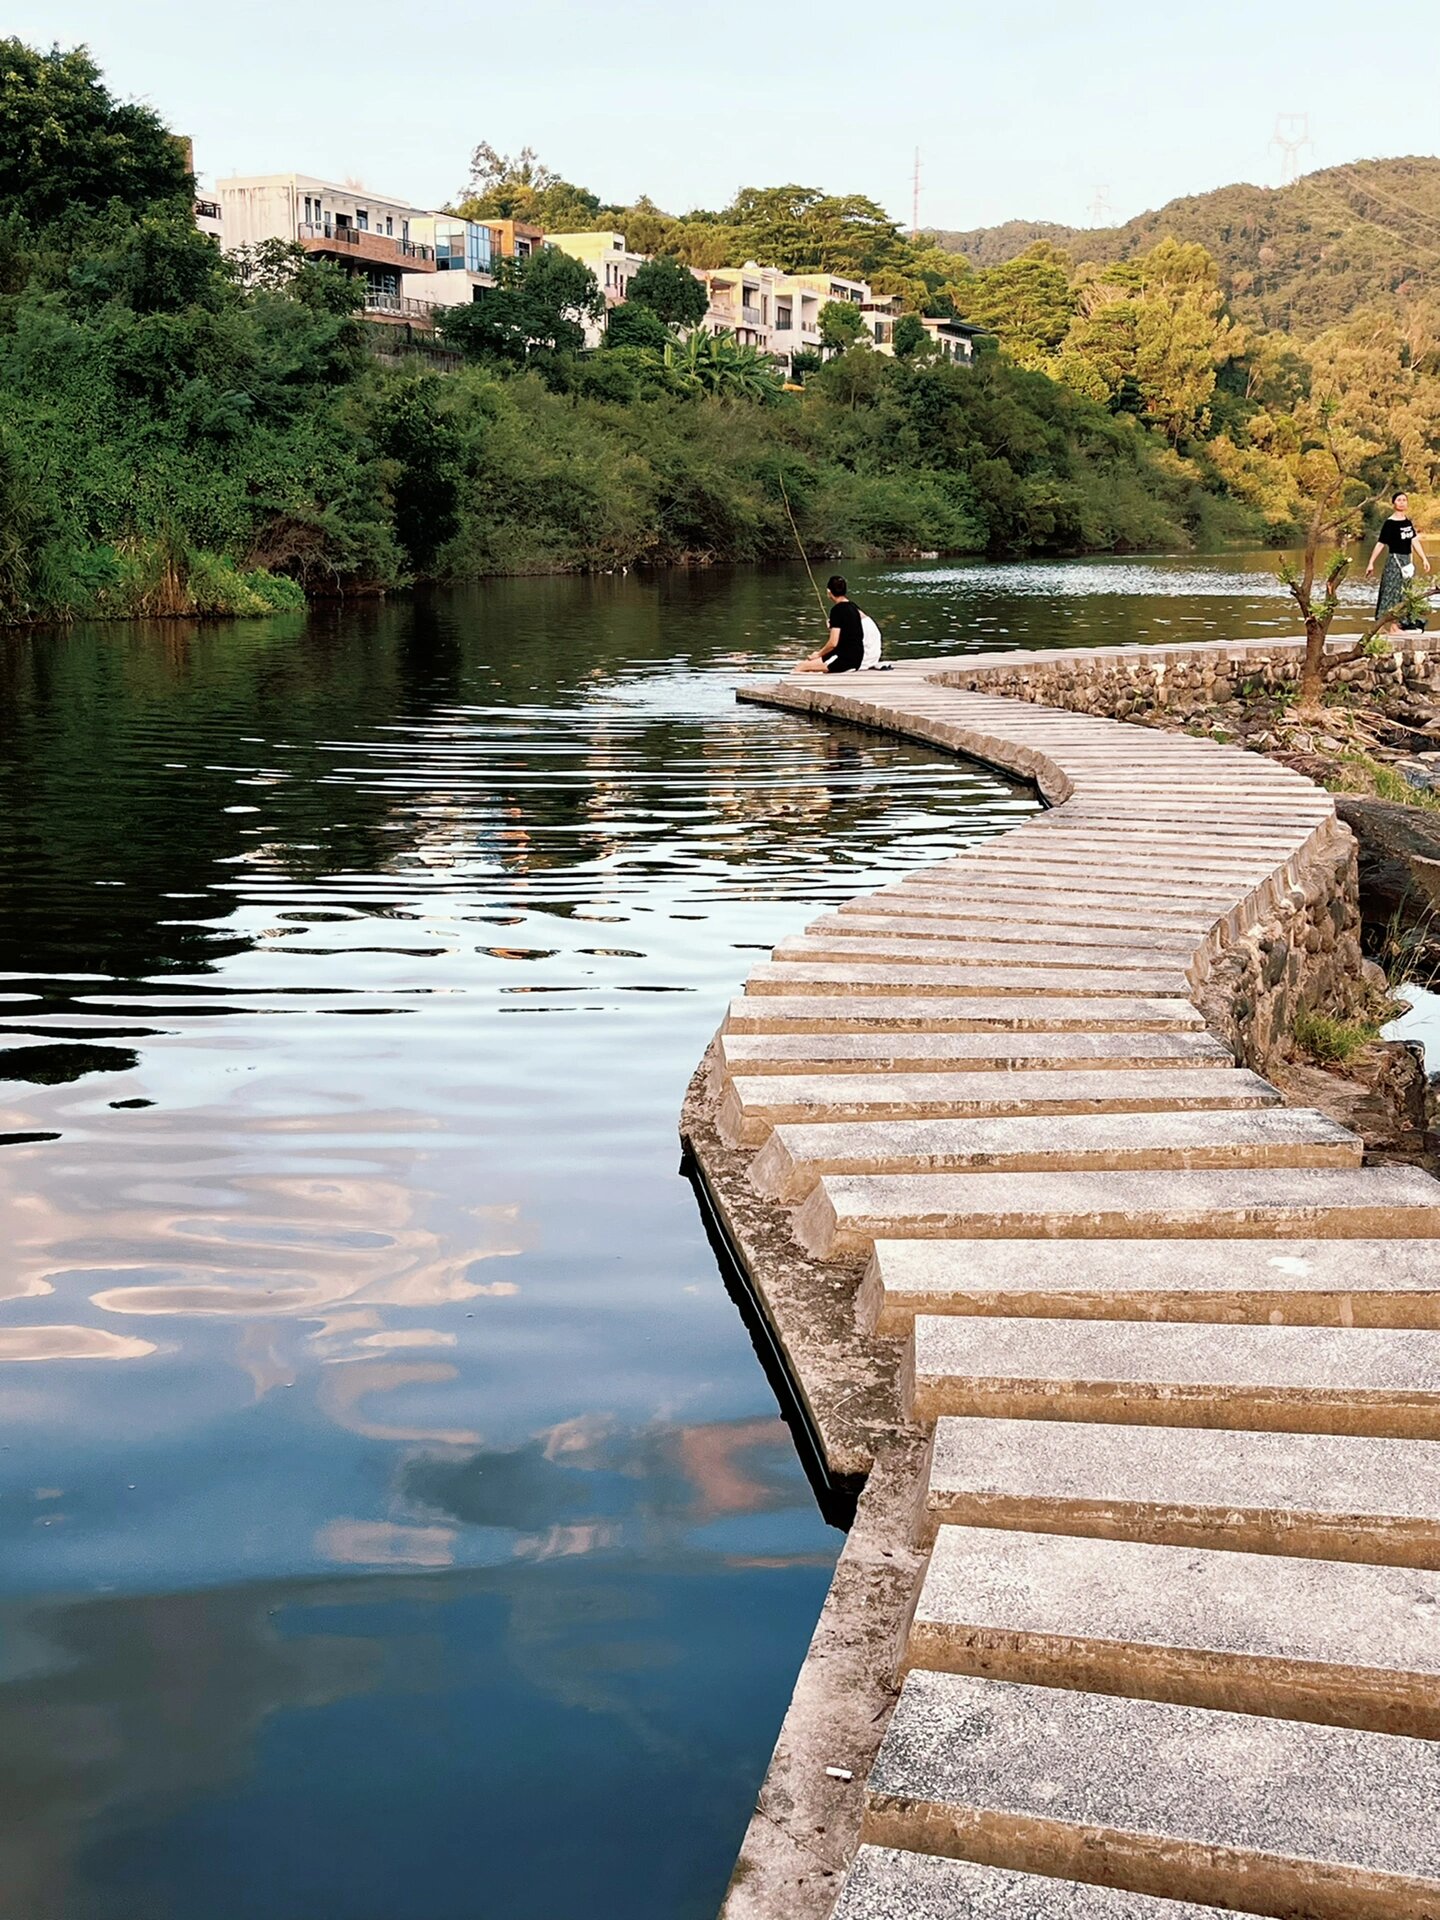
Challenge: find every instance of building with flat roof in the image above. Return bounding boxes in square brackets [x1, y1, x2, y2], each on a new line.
[542, 231, 647, 346]
[216, 173, 436, 324]
[692, 262, 779, 353]
[406, 215, 493, 309]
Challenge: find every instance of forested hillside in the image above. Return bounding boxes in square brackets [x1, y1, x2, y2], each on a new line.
[930, 157, 1440, 336]
[1, 43, 1435, 629]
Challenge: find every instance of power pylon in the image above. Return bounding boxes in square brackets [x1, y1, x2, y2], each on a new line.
[1088, 184, 1113, 226]
[1270, 113, 1313, 186]
[911, 148, 921, 244]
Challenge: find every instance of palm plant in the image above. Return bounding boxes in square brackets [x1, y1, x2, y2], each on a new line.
[664, 329, 783, 403]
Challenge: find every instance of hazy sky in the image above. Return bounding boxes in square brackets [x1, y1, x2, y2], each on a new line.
[21, 0, 1440, 232]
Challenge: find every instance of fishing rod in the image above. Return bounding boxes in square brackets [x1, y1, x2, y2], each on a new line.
[776, 463, 828, 620]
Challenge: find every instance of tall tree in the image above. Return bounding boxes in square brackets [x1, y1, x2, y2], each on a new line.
[627, 254, 707, 328]
[0, 39, 191, 224]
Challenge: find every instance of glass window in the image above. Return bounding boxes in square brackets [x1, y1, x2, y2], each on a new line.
[385, 216, 393, 236]
[356, 209, 368, 231]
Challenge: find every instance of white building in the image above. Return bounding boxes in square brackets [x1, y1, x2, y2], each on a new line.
[216, 173, 438, 323]
[691, 262, 780, 353]
[769, 277, 824, 369]
[542, 231, 649, 346]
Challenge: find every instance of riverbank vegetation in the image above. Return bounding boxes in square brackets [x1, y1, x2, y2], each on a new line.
[2, 41, 1436, 624]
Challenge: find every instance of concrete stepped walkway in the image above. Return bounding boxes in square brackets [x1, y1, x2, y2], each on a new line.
[680, 648, 1440, 1920]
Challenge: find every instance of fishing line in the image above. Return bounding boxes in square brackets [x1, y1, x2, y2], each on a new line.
[777, 463, 828, 618]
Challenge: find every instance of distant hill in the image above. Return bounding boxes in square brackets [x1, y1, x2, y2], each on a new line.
[930, 157, 1440, 335]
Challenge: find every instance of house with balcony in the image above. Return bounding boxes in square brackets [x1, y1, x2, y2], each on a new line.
[541, 231, 647, 346]
[692, 262, 778, 353]
[216, 173, 437, 323]
[405, 216, 493, 310]
[769, 276, 824, 370]
[783, 271, 871, 312]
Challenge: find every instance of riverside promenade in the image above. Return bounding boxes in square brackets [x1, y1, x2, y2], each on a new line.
[681, 648, 1440, 1920]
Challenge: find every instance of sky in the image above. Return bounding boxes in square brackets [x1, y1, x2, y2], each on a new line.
[20, 0, 1440, 233]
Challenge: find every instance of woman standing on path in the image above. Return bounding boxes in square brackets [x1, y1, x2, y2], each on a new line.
[1365, 491, 1430, 632]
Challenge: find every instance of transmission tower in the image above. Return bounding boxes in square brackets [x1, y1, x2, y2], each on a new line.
[1088, 184, 1113, 226]
[911, 147, 921, 244]
[1270, 113, 1313, 186]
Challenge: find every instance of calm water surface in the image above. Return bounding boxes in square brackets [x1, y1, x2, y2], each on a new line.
[0, 556, 1320, 1919]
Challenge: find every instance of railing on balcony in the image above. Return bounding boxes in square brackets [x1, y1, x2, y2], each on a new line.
[297, 223, 435, 262]
[741, 305, 764, 326]
[363, 290, 438, 322]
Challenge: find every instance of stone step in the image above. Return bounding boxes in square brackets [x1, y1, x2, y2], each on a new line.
[832, 1848, 1237, 1920]
[868, 884, 1220, 929]
[922, 1415, 1440, 1568]
[862, 1669, 1440, 1918]
[953, 848, 1282, 884]
[754, 1108, 1359, 1204]
[794, 1165, 1440, 1262]
[715, 1029, 1235, 1080]
[914, 867, 1250, 905]
[719, 1067, 1279, 1150]
[773, 934, 1186, 973]
[744, 961, 1192, 999]
[902, 1524, 1440, 1737]
[722, 995, 1208, 1034]
[859, 1239, 1440, 1336]
[812, 912, 1202, 955]
[902, 1315, 1440, 1439]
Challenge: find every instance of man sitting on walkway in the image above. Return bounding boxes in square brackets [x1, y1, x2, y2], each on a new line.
[795, 576, 868, 674]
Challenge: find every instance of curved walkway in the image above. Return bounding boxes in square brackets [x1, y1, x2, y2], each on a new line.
[683, 655, 1440, 1920]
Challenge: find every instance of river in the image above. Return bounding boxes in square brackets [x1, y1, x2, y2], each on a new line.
[0, 554, 1376, 1919]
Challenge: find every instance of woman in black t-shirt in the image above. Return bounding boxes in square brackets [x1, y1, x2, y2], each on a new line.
[1365, 490, 1431, 630]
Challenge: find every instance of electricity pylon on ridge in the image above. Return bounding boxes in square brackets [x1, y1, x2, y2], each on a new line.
[911, 148, 921, 244]
[1270, 113, 1313, 186]
[1088, 185, 1113, 226]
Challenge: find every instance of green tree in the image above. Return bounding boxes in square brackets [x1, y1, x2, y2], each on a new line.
[891, 313, 933, 361]
[0, 40, 191, 223]
[627, 254, 707, 327]
[371, 374, 462, 576]
[438, 247, 603, 363]
[604, 300, 671, 353]
[818, 299, 866, 352]
[455, 141, 606, 231]
[953, 247, 1076, 366]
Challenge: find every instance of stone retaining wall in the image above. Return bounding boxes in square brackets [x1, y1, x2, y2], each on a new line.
[940, 635, 1436, 727]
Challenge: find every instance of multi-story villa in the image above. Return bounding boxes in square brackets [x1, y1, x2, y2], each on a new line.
[691, 262, 779, 352]
[542, 231, 649, 345]
[216, 173, 437, 322]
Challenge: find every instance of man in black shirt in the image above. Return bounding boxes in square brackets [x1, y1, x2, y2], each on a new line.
[795, 576, 866, 673]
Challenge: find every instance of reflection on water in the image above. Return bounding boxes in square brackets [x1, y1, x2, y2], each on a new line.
[0, 569, 1038, 1920]
[0, 557, 1315, 1917]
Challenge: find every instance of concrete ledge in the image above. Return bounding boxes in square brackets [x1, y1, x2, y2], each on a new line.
[832, 1847, 1237, 1919]
[863, 1669, 1440, 1919]
[719, 1067, 1279, 1151]
[903, 1314, 1440, 1438]
[922, 1416, 1440, 1568]
[794, 1166, 1440, 1262]
[903, 1524, 1440, 1736]
[859, 1239, 1440, 1335]
[752, 1107, 1359, 1204]
[723, 994, 1208, 1033]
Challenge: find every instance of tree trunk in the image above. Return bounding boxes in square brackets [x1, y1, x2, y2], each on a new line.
[1298, 616, 1327, 711]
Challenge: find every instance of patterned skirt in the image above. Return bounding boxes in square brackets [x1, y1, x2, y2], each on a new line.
[1376, 551, 1409, 619]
